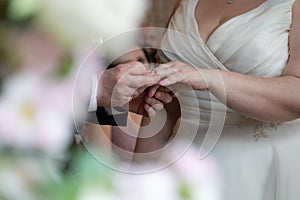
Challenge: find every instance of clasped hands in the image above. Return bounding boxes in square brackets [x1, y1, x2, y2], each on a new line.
[97, 61, 208, 116]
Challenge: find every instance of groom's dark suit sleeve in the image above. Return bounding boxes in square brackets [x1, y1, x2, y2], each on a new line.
[95, 107, 128, 126]
[85, 106, 128, 126]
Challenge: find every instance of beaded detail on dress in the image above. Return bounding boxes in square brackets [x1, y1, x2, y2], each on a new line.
[237, 115, 282, 142]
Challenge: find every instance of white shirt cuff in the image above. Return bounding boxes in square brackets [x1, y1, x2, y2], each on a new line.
[88, 74, 99, 112]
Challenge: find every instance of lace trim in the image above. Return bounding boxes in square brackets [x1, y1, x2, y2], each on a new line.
[237, 115, 281, 142]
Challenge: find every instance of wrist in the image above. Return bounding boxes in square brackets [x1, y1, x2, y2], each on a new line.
[201, 69, 220, 90]
[192, 69, 212, 90]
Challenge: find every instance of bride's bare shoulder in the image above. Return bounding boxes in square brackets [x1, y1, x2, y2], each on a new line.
[282, 0, 300, 77]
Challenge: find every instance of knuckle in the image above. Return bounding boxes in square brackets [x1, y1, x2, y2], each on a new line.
[173, 68, 179, 73]
[114, 73, 122, 82]
[155, 92, 162, 99]
[166, 96, 173, 103]
[116, 64, 125, 72]
[119, 64, 132, 73]
[145, 97, 152, 104]
[152, 98, 160, 105]
[130, 61, 139, 65]
[115, 77, 123, 85]
[147, 97, 155, 104]
[131, 61, 143, 68]
[113, 77, 119, 84]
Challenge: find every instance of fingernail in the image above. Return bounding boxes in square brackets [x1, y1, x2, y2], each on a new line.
[147, 91, 152, 97]
[160, 80, 165, 85]
[144, 73, 151, 77]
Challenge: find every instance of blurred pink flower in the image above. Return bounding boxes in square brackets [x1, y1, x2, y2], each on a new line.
[116, 168, 179, 200]
[14, 27, 64, 77]
[112, 143, 222, 200]
[0, 72, 73, 155]
[172, 146, 222, 200]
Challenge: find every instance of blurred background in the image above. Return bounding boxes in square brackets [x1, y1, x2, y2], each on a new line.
[0, 0, 219, 199]
[144, 0, 177, 27]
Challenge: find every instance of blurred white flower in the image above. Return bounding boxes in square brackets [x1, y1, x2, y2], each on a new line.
[0, 73, 73, 155]
[9, 0, 149, 48]
[77, 186, 117, 200]
[122, 143, 221, 200]
[0, 156, 61, 200]
[13, 27, 64, 77]
[173, 146, 222, 200]
[116, 168, 180, 200]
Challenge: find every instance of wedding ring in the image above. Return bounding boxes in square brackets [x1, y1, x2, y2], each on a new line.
[150, 69, 157, 75]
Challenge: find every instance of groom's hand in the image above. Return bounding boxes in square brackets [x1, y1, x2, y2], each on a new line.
[97, 61, 160, 108]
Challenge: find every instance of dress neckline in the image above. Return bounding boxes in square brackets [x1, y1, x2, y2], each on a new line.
[193, 0, 269, 44]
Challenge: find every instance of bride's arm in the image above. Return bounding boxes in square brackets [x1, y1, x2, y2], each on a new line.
[157, 0, 300, 122]
[203, 68, 300, 122]
[134, 98, 180, 155]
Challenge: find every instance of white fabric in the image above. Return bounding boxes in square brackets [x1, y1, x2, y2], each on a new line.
[161, 0, 300, 199]
[88, 74, 99, 112]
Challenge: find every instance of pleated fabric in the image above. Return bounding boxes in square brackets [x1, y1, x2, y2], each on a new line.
[160, 0, 300, 199]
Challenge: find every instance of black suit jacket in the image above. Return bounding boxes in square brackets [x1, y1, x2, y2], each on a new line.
[95, 106, 127, 126]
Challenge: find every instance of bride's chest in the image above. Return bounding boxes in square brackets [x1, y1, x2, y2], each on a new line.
[192, 0, 293, 76]
[194, 0, 269, 43]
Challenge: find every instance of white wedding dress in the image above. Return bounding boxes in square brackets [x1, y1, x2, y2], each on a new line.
[159, 0, 300, 199]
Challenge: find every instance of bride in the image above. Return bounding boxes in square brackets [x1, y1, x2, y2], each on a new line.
[134, 0, 300, 199]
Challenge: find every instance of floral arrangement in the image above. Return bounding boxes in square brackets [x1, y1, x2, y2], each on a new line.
[0, 1, 220, 199]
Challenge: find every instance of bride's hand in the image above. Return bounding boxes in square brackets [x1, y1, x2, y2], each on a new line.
[129, 86, 173, 117]
[155, 61, 209, 90]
